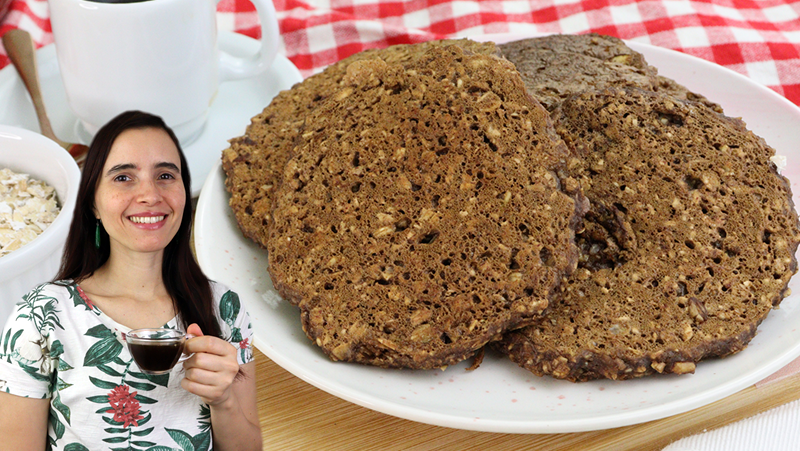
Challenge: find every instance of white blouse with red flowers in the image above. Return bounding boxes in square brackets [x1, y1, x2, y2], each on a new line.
[0, 280, 253, 451]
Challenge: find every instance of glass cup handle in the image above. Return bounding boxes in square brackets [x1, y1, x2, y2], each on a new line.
[179, 333, 197, 363]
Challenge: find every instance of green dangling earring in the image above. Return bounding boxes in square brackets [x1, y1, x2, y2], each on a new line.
[95, 219, 102, 249]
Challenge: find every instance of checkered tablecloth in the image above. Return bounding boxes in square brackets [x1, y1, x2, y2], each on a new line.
[2, 1, 800, 449]
[1, 0, 799, 106]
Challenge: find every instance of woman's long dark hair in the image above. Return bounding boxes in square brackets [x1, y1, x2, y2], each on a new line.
[56, 110, 222, 338]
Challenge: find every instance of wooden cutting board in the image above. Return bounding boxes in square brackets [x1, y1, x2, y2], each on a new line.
[253, 348, 800, 450]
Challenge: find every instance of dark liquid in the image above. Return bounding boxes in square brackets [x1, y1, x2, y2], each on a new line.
[129, 341, 183, 373]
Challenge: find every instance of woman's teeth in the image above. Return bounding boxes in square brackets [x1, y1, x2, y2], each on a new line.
[130, 216, 165, 224]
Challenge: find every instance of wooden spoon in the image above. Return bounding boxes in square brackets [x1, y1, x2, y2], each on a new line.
[3, 29, 88, 167]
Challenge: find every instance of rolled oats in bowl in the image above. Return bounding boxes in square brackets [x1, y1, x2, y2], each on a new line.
[0, 167, 61, 257]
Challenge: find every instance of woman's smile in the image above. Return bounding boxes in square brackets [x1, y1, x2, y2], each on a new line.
[129, 215, 166, 224]
[127, 213, 171, 232]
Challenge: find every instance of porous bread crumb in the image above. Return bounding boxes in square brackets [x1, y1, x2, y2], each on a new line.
[222, 39, 502, 250]
[266, 43, 584, 370]
[497, 87, 800, 382]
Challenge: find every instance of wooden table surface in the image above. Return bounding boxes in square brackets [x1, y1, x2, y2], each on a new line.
[253, 348, 800, 450]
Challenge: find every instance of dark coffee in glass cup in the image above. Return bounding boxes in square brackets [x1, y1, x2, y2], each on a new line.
[126, 328, 188, 375]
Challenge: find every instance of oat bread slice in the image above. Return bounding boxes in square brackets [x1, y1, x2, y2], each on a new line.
[267, 45, 584, 369]
[497, 87, 800, 381]
[499, 33, 720, 112]
[221, 39, 500, 248]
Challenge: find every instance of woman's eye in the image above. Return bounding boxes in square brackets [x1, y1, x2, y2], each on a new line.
[114, 174, 131, 182]
[158, 173, 176, 180]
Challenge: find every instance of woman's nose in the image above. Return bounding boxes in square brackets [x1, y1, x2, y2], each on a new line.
[136, 179, 162, 204]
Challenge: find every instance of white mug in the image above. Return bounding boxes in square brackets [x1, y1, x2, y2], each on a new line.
[48, 0, 280, 145]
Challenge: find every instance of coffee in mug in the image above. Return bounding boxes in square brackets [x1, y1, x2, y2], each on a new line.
[48, 0, 280, 145]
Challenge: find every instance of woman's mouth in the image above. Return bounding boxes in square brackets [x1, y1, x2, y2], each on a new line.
[129, 215, 166, 224]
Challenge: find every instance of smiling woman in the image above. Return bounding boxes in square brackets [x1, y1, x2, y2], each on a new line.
[0, 111, 262, 450]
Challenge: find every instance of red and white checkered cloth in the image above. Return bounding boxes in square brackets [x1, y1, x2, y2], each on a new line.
[1, 0, 799, 106]
[3, 1, 800, 448]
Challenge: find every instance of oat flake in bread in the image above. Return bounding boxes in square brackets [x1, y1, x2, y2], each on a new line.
[267, 45, 585, 370]
[499, 33, 721, 113]
[497, 87, 800, 381]
[221, 39, 499, 249]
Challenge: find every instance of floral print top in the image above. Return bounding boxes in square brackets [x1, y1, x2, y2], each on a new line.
[0, 280, 253, 451]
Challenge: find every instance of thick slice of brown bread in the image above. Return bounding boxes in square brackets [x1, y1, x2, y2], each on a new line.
[496, 87, 800, 381]
[267, 45, 585, 369]
[222, 39, 500, 248]
[499, 33, 721, 112]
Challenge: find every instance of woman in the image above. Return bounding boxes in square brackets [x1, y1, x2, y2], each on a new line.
[0, 111, 261, 450]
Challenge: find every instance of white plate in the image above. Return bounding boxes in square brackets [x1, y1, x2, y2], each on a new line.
[0, 31, 303, 197]
[194, 34, 800, 433]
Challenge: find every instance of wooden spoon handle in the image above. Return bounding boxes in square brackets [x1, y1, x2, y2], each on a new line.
[2, 29, 59, 142]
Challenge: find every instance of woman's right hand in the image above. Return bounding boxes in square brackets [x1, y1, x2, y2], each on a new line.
[179, 323, 240, 407]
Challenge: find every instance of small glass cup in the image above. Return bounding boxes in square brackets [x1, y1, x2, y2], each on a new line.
[126, 328, 189, 375]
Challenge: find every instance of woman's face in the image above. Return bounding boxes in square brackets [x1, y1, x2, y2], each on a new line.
[93, 127, 186, 257]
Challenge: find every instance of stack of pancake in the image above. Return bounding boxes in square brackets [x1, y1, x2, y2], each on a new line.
[222, 33, 800, 380]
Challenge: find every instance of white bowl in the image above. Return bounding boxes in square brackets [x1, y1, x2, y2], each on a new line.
[0, 125, 81, 327]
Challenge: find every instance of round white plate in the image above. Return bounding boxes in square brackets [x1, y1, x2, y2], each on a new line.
[0, 31, 303, 197]
[194, 34, 800, 433]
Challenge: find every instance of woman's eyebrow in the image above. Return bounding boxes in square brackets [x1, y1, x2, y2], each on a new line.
[106, 163, 136, 176]
[105, 162, 180, 176]
[156, 162, 181, 172]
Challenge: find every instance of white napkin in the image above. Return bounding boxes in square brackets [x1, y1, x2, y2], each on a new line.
[662, 398, 800, 451]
